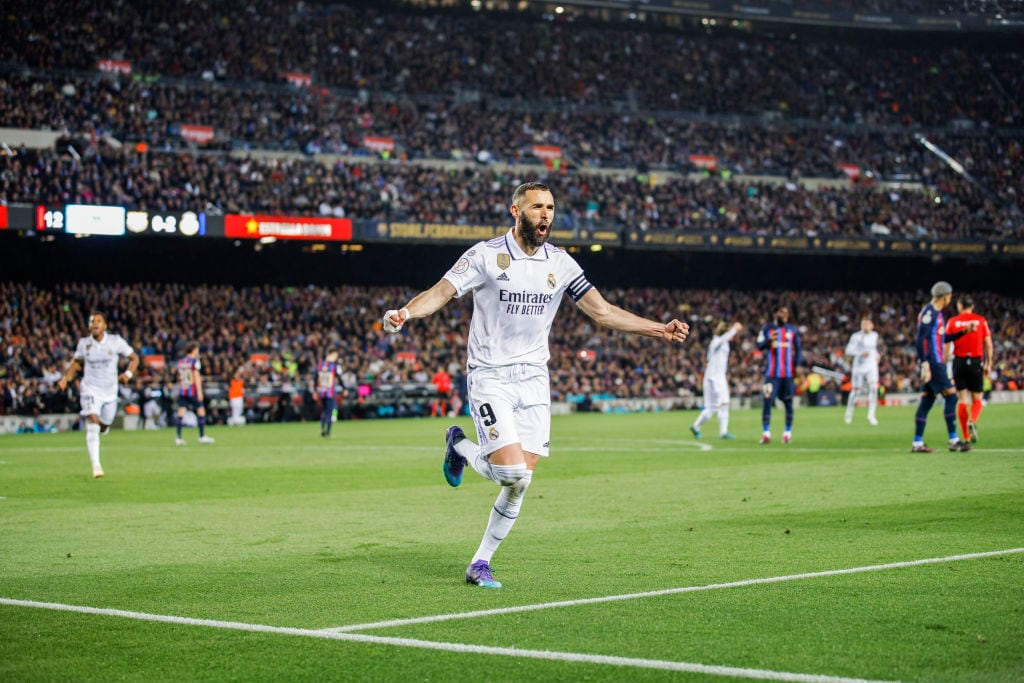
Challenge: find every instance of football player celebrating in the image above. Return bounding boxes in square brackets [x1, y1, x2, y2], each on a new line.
[381, 182, 690, 589]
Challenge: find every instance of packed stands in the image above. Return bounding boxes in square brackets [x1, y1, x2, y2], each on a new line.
[1, 282, 1020, 424]
[2, 2, 1022, 426]
[2, 1, 1021, 240]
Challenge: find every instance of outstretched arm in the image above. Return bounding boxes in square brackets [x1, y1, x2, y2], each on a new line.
[576, 289, 689, 342]
[382, 278, 458, 333]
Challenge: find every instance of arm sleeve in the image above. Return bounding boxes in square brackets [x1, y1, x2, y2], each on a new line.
[915, 320, 928, 363]
[118, 336, 135, 358]
[442, 244, 487, 298]
[844, 334, 857, 357]
[943, 328, 970, 344]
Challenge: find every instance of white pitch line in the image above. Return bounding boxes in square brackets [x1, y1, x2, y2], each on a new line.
[764, 448, 1024, 454]
[323, 547, 1024, 633]
[0, 597, 893, 683]
[558, 444, 714, 452]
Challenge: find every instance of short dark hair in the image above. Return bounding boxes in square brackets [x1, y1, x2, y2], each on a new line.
[958, 295, 974, 310]
[512, 182, 551, 207]
[184, 341, 199, 354]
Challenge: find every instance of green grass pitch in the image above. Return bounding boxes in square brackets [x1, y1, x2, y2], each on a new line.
[2, 404, 1022, 682]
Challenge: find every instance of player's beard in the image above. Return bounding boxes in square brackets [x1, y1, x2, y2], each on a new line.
[518, 214, 550, 250]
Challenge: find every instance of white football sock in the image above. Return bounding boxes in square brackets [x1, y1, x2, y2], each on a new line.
[453, 436, 477, 462]
[473, 470, 532, 564]
[85, 422, 101, 468]
[845, 388, 858, 420]
[462, 438, 496, 480]
[694, 408, 713, 428]
[717, 406, 729, 435]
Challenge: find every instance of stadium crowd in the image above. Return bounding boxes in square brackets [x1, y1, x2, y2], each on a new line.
[1, 0, 1021, 239]
[782, 0, 1023, 18]
[2, 3, 1022, 424]
[3, 1, 1021, 126]
[2, 146, 1019, 241]
[1, 281, 1020, 424]
[2, 68, 1020, 181]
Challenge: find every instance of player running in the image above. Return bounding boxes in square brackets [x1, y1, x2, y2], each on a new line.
[380, 182, 690, 589]
[57, 312, 139, 478]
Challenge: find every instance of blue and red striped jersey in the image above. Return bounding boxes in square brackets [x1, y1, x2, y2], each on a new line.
[916, 303, 946, 364]
[317, 361, 340, 398]
[757, 323, 801, 378]
[177, 357, 201, 397]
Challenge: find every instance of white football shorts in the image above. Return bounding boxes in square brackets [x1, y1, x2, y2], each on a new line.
[80, 392, 118, 425]
[466, 363, 551, 458]
[852, 368, 879, 392]
[702, 375, 730, 409]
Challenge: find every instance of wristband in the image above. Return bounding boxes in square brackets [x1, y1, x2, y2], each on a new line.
[124, 370, 133, 379]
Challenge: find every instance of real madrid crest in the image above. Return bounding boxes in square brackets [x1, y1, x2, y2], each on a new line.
[497, 254, 510, 270]
[547, 273, 556, 289]
[488, 426, 499, 441]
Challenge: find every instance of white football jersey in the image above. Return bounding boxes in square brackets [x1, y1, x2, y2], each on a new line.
[444, 230, 592, 369]
[704, 326, 739, 380]
[73, 332, 134, 402]
[845, 330, 880, 372]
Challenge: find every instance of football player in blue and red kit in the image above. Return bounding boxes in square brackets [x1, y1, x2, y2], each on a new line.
[756, 305, 802, 444]
[316, 350, 345, 437]
[912, 281, 977, 453]
[175, 342, 214, 445]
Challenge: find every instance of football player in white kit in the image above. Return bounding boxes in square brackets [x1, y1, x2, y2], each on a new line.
[57, 312, 139, 478]
[843, 316, 880, 426]
[690, 321, 743, 440]
[382, 182, 691, 588]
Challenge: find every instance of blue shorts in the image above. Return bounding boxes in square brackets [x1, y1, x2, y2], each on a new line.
[922, 361, 954, 395]
[319, 395, 337, 414]
[762, 377, 795, 403]
[177, 395, 203, 411]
